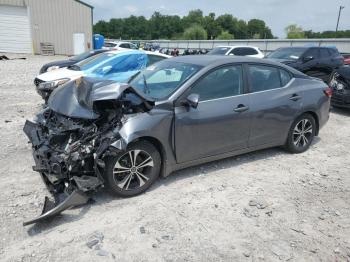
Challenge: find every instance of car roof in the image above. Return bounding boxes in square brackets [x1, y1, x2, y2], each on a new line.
[169, 55, 305, 76]
[169, 55, 271, 66]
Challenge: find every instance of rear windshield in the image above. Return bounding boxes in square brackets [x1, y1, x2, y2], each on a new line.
[267, 48, 307, 60]
[207, 47, 231, 55]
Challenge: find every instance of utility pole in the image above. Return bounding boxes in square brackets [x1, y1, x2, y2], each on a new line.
[336, 6, 345, 33]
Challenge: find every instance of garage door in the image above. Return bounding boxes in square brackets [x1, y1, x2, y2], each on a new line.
[0, 5, 32, 53]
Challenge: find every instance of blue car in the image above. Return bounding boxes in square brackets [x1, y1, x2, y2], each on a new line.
[34, 50, 171, 102]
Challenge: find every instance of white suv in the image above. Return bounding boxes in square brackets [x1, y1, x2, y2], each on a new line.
[208, 46, 264, 58]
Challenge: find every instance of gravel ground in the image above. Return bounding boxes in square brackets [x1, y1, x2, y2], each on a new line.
[0, 54, 350, 262]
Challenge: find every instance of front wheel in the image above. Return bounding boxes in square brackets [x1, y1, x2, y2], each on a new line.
[103, 141, 161, 197]
[285, 114, 316, 154]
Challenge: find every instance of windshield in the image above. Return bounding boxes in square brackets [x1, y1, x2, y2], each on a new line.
[73, 52, 147, 76]
[70, 51, 95, 61]
[129, 60, 202, 100]
[267, 48, 307, 60]
[74, 53, 115, 71]
[207, 47, 230, 55]
[90, 53, 147, 77]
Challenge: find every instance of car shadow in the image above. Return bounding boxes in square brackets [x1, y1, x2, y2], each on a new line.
[150, 140, 320, 191]
[25, 141, 321, 234]
[331, 107, 350, 117]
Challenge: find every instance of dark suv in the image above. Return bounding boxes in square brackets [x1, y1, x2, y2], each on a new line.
[267, 47, 344, 82]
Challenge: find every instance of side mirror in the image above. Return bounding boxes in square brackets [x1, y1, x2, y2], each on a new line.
[303, 56, 314, 62]
[186, 93, 199, 109]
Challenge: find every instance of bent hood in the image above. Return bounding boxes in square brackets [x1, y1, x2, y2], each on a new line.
[37, 67, 84, 82]
[48, 77, 154, 119]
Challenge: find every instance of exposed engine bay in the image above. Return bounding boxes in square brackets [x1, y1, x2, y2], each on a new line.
[23, 77, 154, 225]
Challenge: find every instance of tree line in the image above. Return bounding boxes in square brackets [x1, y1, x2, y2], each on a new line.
[285, 24, 350, 39]
[93, 9, 274, 40]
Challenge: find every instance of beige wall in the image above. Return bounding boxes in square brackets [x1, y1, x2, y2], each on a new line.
[0, 0, 93, 55]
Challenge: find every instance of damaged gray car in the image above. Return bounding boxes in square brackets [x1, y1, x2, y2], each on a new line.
[23, 56, 331, 225]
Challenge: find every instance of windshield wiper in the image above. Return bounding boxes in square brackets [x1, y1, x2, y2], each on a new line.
[143, 74, 150, 94]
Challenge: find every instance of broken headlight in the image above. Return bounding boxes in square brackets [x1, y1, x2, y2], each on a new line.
[46, 65, 60, 72]
[38, 78, 70, 91]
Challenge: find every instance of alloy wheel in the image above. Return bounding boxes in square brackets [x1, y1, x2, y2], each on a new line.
[113, 150, 154, 191]
[293, 119, 313, 148]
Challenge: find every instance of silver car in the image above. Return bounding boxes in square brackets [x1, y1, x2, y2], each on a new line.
[23, 56, 331, 225]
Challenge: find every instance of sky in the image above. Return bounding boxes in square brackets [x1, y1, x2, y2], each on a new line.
[83, 0, 350, 38]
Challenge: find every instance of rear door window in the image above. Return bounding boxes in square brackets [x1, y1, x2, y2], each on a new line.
[119, 43, 130, 49]
[231, 47, 258, 56]
[248, 65, 281, 92]
[280, 69, 292, 86]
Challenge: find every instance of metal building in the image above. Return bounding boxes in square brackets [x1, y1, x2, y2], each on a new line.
[0, 0, 93, 55]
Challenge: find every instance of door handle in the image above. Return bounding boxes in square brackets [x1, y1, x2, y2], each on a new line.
[289, 94, 302, 101]
[233, 104, 249, 112]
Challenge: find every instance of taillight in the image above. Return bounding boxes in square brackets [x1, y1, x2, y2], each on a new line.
[324, 87, 333, 98]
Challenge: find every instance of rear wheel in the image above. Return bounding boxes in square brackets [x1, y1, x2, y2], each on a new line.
[103, 141, 161, 197]
[285, 114, 316, 153]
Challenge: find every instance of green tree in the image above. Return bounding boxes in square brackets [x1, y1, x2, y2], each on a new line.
[93, 9, 274, 40]
[217, 31, 234, 40]
[183, 24, 207, 40]
[182, 9, 204, 28]
[247, 19, 265, 38]
[285, 24, 305, 39]
[94, 20, 111, 38]
[203, 12, 222, 39]
[216, 14, 238, 36]
[236, 20, 248, 39]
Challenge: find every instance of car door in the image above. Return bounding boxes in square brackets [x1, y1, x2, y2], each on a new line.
[174, 64, 251, 163]
[247, 64, 303, 147]
[300, 48, 322, 78]
[317, 48, 337, 82]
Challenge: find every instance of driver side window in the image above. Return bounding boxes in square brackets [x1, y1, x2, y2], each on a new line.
[191, 65, 243, 101]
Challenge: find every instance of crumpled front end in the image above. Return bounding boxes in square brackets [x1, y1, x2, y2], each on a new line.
[330, 67, 350, 109]
[23, 78, 153, 225]
[23, 108, 124, 225]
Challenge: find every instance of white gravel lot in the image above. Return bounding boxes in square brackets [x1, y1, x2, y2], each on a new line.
[0, 53, 350, 262]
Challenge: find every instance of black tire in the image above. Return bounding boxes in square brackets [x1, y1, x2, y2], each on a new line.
[103, 141, 161, 197]
[285, 113, 316, 154]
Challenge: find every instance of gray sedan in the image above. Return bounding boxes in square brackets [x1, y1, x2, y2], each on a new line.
[24, 56, 331, 224]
